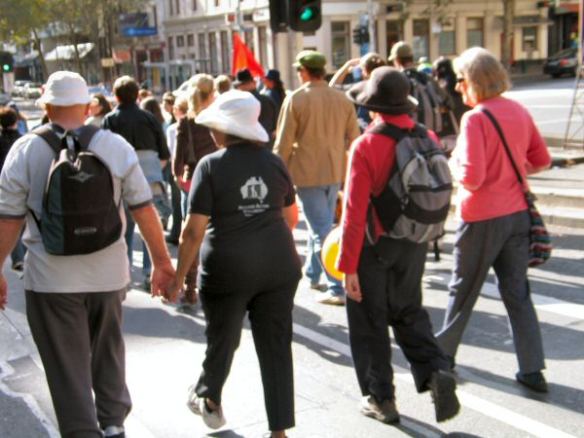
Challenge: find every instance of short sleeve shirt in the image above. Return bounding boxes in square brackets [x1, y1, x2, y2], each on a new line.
[189, 143, 300, 291]
[0, 128, 152, 293]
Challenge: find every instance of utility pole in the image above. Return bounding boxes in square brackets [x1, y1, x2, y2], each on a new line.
[502, 0, 515, 70]
[367, 0, 376, 53]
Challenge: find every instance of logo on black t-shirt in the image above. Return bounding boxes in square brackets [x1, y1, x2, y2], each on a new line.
[239, 176, 269, 217]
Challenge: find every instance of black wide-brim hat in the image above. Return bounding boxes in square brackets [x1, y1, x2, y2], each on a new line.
[347, 66, 418, 115]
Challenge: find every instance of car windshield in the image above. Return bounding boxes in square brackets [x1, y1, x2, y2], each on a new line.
[551, 48, 577, 59]
[28, 83, 42, 88]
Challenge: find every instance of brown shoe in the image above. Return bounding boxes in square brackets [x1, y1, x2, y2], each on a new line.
[360, 396, 400, 424]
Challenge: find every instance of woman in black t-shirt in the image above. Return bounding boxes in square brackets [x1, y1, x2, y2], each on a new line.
[167, 90, 301, 438]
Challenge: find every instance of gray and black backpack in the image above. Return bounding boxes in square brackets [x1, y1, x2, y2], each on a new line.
[366, 123, 452, 244]
[31, 124, 122, 255]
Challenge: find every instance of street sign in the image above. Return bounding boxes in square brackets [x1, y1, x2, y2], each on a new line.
[101, 58, 115, 68]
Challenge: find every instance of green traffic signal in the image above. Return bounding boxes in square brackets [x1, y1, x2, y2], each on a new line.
[300, 7, 316, 22]
[2, 64, 9, 72]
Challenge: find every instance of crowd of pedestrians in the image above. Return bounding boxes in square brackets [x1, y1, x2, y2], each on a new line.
[0, 40, 552, 438]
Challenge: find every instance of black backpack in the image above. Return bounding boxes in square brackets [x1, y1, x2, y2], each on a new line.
[31, 124, 122, 255]
[405, 69, 458, 138]
[367, 123, 452, 244]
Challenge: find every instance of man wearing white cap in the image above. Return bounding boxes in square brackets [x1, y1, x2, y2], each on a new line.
[0, 71, 175, 438]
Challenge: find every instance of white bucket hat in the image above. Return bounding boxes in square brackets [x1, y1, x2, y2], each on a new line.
[195, 90, 268, 143]
[37, 71, 91, 106]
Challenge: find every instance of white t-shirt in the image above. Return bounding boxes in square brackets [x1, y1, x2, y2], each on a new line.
[0, 128, 152, 293]
[166, 122, 178, 158]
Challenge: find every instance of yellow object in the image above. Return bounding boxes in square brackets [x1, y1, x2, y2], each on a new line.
[321, 226, 344, 281]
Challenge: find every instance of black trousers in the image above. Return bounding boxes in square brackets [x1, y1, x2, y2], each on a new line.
[26, 289, 131, 438]
[346, 238, 449, 403]
[195, 277, 299, 431]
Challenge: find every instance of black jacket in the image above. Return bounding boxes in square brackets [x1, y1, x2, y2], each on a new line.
[0, 128, 21, 172]
[102, 103, 170, 160]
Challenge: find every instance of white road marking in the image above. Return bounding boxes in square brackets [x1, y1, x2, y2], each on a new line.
[480, 282, 584, 321]
[0, 361, 60, 438]
[291, 324, 577, 438]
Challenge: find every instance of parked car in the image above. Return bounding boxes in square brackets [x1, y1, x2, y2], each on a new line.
[11, 80, 30, 97]
[543, 48, 578, 78]
[23, 82, 43, 99]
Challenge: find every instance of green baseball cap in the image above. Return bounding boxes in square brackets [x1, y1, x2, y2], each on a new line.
[293, 50, 327, 69]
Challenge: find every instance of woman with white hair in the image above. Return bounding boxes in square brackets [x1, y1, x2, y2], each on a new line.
[435, 47, 551, 392]
[167, 90, 301, 438]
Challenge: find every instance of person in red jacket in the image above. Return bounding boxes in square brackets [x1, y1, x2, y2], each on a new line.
[338, 66, 459, 425]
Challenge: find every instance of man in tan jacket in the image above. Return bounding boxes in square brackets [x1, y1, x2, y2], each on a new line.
[275, 50, 360, 305]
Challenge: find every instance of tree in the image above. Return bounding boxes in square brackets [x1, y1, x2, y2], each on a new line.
[0, 0, 52, 79]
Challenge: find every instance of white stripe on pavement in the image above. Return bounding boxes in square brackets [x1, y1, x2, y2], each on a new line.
[0, 361, 60, 438]
[292, 323, 577, 438]
[480, 282, 584, 321]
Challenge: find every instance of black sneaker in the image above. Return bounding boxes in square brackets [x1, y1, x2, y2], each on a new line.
[516, 371, 548, 393]
[429, 370, 460, 422]
[360, 396, 400, 424]
[11, 261, 24, 272]
[165, 235, 179, 245]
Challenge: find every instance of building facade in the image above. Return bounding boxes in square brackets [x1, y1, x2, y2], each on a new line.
[157, 0, 576, 92]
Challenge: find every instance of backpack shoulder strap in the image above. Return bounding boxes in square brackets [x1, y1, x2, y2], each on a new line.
[31, 124, 62, 155]
[76, 125, 100, 150]
[369, 122, 427, 141]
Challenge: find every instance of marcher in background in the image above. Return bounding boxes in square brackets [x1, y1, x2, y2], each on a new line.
[102, 76, 170, 291]
[165, 95, 189, 246]
[433, 56, 471, 126]
[233, 68, 277, 149]
[0, 71, 175, 438]
[339, 66, 460, 425]
[166, 90, 301, 438]
[261, 69, 286, 116]
[85, 93, 112, 127]
[0, 106, 25, 273]
[138, 88, 152, 103]
[417, 56, 433, 76]
[214, 75, 232, 94]
[173, 74, 217, 306]
[162, 91, 177, 126]
[329, 53, 386, 131]
[7, 101, 29, 135]
[435, 47, 552, 392]
[275, 50, 360, 305]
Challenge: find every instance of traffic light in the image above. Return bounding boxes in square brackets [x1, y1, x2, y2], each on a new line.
[269, 0, 288, 33]
[0, 51, 14, 73]
[352, 26, 369, 45]
[288, 0, 322, 33]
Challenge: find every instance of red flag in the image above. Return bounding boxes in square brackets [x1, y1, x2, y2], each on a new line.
[232, 32, 265, 78]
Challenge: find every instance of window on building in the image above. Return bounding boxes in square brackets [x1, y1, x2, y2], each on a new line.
[175, 0, 180, 15]
[198, 33, 207, 62]
[220, 31, 230, 74]
[258, 26, 268, 68]
[467, 18, 484, 48]
[331, 21, 350, 69]
[168, 36, 174, 60]
[192, 0, 197, 11]
[413, 19, 429, 61]
[187, 34, 194, 47]
[214, 0, 220, 7]
[439, 30, 456, 56]
[386, 20, 404, 60]
[522, 26, 538, 52]
[168, 0, 173, 16]
[177, 35, 185, 48]
[209, 32, 218, 74]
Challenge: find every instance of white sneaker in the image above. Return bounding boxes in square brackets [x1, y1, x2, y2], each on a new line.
[316, 291, 346, 306]
[186, 386, 226, 430]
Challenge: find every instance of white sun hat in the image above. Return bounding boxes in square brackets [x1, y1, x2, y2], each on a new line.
[195, 89, 269, 143]
[37, 71, 91, 106]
